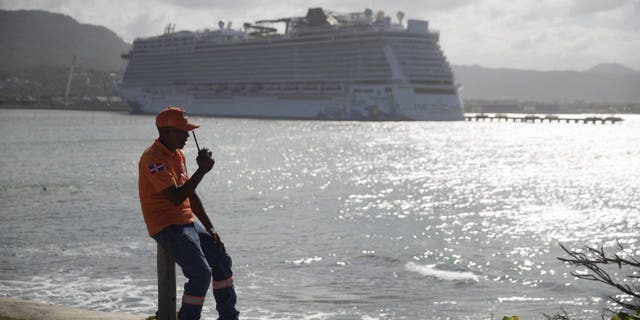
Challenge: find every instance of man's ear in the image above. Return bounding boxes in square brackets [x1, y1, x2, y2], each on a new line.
[158, 127, 170, 136]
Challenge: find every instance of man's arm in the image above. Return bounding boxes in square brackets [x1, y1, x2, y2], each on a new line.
[190, 191, 226, 252]
[162, 167, 207, 206]
[189, 191, 214, 231]
[161, 148, 214, 206]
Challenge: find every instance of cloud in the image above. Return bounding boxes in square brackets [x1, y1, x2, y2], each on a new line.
[433, 0, 640, 70]
[510, 33, 549, 52]
[569, 0, 632, 15]
[95, 0, 478, 41]
[123, 9, 167, 41]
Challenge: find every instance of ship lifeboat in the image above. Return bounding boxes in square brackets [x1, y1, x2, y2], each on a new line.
[247, 83, 263, 94]
[215, 84, 230, 95]
[282, 83, 299, 93]
[322, 84, 342, 94]
[263, 83, 280, 94]
[187, 84, 214, 93]
[301, 83, 318, 94]
[199, 84, 215, 92]
[231, 83, 247, 93]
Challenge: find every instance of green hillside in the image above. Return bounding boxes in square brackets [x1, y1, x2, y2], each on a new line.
[0, 9, 130, 71]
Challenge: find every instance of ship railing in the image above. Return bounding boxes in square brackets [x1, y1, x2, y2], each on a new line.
[182, 81, 409, 96]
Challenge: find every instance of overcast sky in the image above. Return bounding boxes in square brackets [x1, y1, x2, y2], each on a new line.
[2, 0, 639, 71]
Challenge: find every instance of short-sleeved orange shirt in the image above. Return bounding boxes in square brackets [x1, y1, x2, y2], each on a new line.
[138, 139, 195, 236]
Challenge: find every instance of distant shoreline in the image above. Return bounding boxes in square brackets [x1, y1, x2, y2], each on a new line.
[0, 104, 129, 112]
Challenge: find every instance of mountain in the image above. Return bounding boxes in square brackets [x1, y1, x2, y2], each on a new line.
[0, 10, 130, 71]
[586, 63, 639, 76]
[453, 64, 640, 104]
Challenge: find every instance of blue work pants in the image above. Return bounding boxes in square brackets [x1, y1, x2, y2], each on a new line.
[153, 221, 239, 320]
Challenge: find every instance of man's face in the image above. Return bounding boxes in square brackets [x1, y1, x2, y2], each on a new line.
[166, 127, 189, 150]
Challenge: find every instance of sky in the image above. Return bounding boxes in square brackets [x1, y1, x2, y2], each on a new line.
[1, 0, 639, 71]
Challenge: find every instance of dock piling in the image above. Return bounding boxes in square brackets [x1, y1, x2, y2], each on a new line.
[157, 245, 177, 320]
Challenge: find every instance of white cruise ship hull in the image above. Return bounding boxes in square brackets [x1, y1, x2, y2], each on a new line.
[121, 85, 463, 121]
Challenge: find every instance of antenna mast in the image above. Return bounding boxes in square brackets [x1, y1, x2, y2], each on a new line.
[64, 55, 76, 108]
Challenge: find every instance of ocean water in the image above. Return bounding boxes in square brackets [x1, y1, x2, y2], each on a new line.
[0, 109, 639, 319]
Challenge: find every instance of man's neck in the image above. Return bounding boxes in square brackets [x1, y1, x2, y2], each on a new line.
[158, 137, 176, 152]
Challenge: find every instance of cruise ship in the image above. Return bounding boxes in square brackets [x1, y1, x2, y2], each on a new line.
[119, 8, 464, 121]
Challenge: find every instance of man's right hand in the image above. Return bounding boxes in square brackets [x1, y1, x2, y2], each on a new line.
[197, 148, 215, 173]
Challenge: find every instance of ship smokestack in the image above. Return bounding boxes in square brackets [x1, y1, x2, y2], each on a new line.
[397, 11, 405, 26]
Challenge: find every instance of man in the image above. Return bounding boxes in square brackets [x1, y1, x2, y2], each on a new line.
[138, 106, 239, 320]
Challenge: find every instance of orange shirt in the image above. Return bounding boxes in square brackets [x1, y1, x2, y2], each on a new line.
[138, 139, 195, 236]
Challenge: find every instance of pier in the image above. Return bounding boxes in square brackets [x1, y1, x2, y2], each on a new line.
[0, 297, 144, 320]
[464, 114, 624, 124]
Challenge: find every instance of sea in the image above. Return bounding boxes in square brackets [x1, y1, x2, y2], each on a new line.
[0, 109, 639, 320]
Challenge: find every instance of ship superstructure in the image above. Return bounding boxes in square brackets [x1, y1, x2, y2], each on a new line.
[119, 8, 464, 120]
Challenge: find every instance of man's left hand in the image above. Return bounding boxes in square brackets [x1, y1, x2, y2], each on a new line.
[208, 229, 226, 253]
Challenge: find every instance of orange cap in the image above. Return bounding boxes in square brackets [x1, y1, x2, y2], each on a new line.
[155, 107, 199, 131]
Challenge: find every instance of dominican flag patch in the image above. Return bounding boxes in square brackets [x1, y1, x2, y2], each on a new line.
[148, 163, 165, 174]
